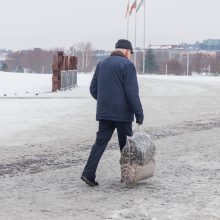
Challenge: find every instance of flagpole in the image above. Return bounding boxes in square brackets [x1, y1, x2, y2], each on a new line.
[134, 0, 137, 69]
[127, 0, 130, 39]
[143, 0, 146, 74]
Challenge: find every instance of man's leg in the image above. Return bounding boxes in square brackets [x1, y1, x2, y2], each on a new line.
[82, 120, 115, 181]
[116, 121, 133, 152]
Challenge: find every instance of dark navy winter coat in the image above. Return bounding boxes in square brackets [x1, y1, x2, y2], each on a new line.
[90, 51, 144, 122]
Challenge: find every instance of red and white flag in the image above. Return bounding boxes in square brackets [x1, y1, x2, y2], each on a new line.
[125, 2, 130, 18]
[130, 0, 136, 15]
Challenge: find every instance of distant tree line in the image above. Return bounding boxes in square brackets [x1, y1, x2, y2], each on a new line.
[2, 43, 220, 75]
[136, 49, 220, 75]
[3, 43, 109, 74]
[5, 48, 56, 73]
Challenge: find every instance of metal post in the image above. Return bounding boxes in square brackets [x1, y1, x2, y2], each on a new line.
[143, 0, 146, 74]
[134, 0, 137, 69]
[186, 52, 189, 76]
[127, 0, 130, 40]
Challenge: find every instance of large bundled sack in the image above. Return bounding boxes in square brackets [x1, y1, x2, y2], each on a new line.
[120, 132, 156, 184]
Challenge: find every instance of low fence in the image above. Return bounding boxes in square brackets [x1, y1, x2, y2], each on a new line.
[61, 70, 77, 90]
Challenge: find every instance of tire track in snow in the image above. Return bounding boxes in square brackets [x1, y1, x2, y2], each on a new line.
[146, 117, 220, 140]
[1, 117, 220, 177]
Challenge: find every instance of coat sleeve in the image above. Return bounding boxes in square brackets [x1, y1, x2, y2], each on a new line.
[89, 62, 100, 100]
[123, 63, 144, 122]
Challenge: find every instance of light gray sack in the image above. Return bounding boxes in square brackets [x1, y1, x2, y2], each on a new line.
[120, 132, 156, 184]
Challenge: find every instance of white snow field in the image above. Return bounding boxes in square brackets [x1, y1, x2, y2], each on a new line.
[0, 71, 220, 220]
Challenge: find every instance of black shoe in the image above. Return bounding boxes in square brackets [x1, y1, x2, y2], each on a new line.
[81, 175, 99, 187]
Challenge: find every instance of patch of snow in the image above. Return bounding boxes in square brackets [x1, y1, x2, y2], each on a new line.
[0, 71, 220, 219]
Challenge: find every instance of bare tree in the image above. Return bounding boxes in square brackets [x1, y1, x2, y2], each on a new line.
[70, 42, 94, 73]
[166, 59, 183, 75]
[189, 53, 216, 74]
[6, 49, 56, 73]
[212, 52, 220, 74]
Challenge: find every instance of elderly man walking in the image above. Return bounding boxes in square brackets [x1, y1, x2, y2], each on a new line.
[81, 39, 144, 186]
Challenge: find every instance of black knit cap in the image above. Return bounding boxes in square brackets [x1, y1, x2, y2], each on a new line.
[115, 39, 133, 54]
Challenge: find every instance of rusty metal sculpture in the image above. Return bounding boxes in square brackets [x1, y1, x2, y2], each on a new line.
[52, 51, 77, 91]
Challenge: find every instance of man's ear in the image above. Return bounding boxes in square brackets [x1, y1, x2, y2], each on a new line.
[125, 50, 129, 58]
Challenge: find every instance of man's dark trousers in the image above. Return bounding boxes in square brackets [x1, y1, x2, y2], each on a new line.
[82, 120, 132, 180]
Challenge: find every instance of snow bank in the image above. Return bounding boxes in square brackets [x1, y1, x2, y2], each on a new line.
[139, 74, 220, 84]
[0, 71, 92, 97]
[1, 71, 220, 98]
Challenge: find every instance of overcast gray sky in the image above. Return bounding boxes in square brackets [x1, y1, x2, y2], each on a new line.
[1, 0, 220, 50]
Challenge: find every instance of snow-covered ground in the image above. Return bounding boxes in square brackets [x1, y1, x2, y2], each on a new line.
[0, 71, 220, 220]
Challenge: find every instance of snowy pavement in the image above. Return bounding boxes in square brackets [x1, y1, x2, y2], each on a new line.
[0, 71, 220, 219]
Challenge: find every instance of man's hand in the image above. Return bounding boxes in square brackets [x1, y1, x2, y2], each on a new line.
[136, 119, 143, 125]
[136, 115, 144, 125]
